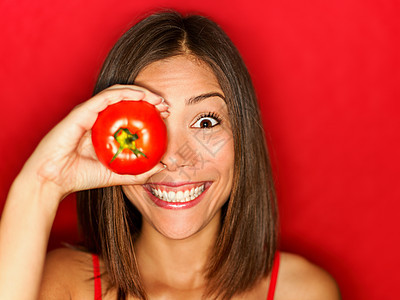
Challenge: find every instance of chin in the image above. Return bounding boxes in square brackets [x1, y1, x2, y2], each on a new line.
[146, 212, 208, 240]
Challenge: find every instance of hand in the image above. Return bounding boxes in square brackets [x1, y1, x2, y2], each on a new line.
[21, 84, 169, 200]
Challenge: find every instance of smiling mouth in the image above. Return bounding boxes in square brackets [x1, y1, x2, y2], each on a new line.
[151, 184, 205, 203]
[143, 182, 211, 205]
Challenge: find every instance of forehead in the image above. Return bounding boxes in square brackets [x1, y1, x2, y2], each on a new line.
[134, 55, 223, 98]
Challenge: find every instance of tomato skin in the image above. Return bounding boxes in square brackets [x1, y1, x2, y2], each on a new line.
[92, 101, 167, 175]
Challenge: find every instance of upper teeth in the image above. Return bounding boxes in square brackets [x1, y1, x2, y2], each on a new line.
[151, 185, 205, 203]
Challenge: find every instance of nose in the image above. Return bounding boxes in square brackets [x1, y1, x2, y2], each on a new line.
[160, 130, 198, 172]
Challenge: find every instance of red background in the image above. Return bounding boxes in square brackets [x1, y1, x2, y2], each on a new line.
[1, 0, 399, 299]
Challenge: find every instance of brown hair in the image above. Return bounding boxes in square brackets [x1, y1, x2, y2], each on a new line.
[77, 10, 278, 300]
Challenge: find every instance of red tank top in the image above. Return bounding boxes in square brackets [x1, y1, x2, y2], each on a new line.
[92, 254, 102, 300]
[92, 251, 280, 299]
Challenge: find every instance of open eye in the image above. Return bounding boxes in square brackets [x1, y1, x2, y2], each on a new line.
[191, 112, 221, 129]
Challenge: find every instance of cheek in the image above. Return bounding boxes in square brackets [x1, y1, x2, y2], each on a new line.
[191, 129, 234, 165]
[121, 185, 146, 209]
[192, 130, 235, 199]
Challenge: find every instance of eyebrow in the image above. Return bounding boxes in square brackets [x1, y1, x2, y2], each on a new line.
[185, 92, 225, 105]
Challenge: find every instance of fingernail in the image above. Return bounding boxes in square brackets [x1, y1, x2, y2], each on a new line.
[160, 111, 170, 118]
[161, 97, 170, 108]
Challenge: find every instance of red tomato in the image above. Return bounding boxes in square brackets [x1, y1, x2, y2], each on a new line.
[91, 101, 167, 175]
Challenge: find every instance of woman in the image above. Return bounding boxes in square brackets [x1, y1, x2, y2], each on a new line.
[0, 11, 340, 300]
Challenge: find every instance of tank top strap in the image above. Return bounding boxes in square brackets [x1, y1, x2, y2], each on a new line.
[266, 251, 280, 300]
[92, 254, 102, 300]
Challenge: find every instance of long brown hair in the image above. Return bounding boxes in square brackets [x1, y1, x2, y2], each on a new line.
[77, 10, 278, 300]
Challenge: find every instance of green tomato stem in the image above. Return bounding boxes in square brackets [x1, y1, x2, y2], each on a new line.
[110, 128, 147, 163]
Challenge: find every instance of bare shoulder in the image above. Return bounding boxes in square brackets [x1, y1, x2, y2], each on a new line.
[39, 247, 95, 300]
[275, 252, 341, 300]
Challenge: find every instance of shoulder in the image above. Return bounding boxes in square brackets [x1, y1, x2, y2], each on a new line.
[275, 252, 341, 300]
[39, 247, 95, 300]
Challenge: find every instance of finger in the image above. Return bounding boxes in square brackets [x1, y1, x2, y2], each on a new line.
[131, 163, 167, 183]
[95, 86, 170, 120]
[86, 86, 146, 113]
[154, 97, 170, 113]
[109, 163, 167, 186]
[107, 84, 164, 106]
[55, 85, 167, 150]
[63, 87, 147, 133]
[159, 111, 170, 119]
[103, 85, 170, 114]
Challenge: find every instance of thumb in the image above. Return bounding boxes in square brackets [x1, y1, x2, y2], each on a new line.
[118, 163, 167, 185]
[138, 163, 167, 179]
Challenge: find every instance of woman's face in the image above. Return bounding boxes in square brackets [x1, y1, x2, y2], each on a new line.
[122, 55, 234, 240]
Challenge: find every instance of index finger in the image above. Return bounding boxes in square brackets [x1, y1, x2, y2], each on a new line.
[105, 84, 165, 106]
[67, 85, 162, 132]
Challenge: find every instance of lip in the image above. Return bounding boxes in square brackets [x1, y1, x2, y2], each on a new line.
[143, 181, 213, 210]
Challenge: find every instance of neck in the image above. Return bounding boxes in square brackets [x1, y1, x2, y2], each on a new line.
[135, 212, 221, 290]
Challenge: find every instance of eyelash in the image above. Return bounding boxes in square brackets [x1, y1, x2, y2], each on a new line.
[191, 112, 222, 129]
